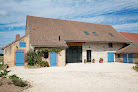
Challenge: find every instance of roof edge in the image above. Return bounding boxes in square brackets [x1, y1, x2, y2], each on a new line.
[65, 40, 132, 43]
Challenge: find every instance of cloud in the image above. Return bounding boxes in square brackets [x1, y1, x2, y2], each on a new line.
[113, 23, 138, 32]
[0, 30, 25, 53]
[0, 0, 138, 53]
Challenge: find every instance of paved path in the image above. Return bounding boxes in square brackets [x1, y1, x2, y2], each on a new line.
[9, 63, 138, 92]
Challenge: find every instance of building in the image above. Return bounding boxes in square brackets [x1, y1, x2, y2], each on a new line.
[1, 15, 131, 66]
[116, 32, 138, 64]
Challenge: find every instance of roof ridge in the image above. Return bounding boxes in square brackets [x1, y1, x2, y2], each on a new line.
[27, 15, 110, 26]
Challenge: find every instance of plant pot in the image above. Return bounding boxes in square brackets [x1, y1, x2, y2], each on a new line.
[100, 60, 103, 63]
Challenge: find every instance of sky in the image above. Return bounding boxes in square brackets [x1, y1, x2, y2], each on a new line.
[0, 0, 138, 53]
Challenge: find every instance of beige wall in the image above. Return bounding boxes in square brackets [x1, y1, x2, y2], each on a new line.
[4, 35, 30, 66]
[82, 42, 125, 63]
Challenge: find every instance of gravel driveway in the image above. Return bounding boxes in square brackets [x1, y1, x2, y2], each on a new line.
[9, 63, 138, 92]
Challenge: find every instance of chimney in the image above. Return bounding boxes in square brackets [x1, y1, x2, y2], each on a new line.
[16, 34, 20, 40]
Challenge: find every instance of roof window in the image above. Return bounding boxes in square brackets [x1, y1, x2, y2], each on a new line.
[84, 31, 90, 35]
[92, 32, 98, 36]
[109, 33, 114, 37]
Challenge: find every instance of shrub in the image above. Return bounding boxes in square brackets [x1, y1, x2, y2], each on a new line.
[1, 64, 9, 70]
[12, 78, 19, 84]
[7, 81, 12, 85]
[0, 59, 4, 69]
[9, 74, 21, 80]
[0, 69, 10, 78]
[26, 51, 36, 66]
[40, 61, 49, 67]
[12, 78, 28, 87]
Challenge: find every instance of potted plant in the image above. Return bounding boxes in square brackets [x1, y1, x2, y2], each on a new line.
[99, 58, 103, 63]
[84, 59, 87, 63]
[92, 59, 95, 63]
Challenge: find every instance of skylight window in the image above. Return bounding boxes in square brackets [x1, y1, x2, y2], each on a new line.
[109, 33, 114, 37]
[84, 32, 90, 35]
[92, 32, 98, 36]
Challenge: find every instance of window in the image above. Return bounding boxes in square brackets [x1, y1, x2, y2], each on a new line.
[118, 54, 120, 58]
[109, 43, 113, 48]
[19, 42, 26, 47]
[109, 33, 114, 37]
[92, 32, 98, 36]
[44, 52, 48, 58]
[84, 31, 90, 35]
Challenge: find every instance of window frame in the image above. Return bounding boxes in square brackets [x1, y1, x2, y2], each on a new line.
[84, 31, 90, 35]
[92, 32, 98, 36]
[108, 33, 114, 37]
[19, 42, 26, 48]
[44, 52, 48, 58]
[108, 43, 113, 48]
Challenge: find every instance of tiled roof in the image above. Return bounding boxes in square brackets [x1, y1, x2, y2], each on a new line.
[116, 44, 138, 54]
[27, 15, 131, 47]
[120, 32, 138, 43]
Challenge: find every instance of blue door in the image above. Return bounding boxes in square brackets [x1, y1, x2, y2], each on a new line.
[50, 52, 57, 66]
[123, 54, 127, 63]
[128, 54, 133, 63]
[16, 50, 24, 66]
[108, 52, 114, 62]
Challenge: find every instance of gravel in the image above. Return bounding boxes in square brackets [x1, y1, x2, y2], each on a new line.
[8, 63, 138, 92]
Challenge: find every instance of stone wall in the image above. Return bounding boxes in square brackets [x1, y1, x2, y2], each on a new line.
[36, 47, 66, 66]
[82, 42, 125, 63]
[4, 35, 30, 66]
[115, 53, 138, 64]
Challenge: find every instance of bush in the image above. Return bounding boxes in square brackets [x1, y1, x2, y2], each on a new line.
[12, 78, 19, 84]
[26, 51, 36, 66]
[0, 69, 10, 78]
[1, 64, 9, 70]
[7, 81, 12, 85]
[9, 74, 21, 80]
[12, 78, 28, 87]
[0, 59, 4, 69]
[40, 61, 49, 67]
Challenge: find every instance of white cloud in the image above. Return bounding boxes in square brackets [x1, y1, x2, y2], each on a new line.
[113, 23, 138, 32]
[0, 10, 7, 16]
[0, 0, 138, 27]
[0, 0, 138, 53]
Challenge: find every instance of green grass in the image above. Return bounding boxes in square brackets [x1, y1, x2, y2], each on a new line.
[133, 66, 138, 72]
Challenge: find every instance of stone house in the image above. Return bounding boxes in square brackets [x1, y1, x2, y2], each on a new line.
[1, 15, 131, 66]
[116, 32, 138, 64]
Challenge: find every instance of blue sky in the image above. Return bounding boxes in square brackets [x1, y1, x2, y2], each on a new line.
[0, 0, 138, 53]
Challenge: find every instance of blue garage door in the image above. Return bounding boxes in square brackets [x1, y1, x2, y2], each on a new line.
[108, 52, 114, 62]
[128, 54, 133, 63]
[123, 54, 127, 63]
[16, 50, 24, 66]
[50, 52, 57, 66]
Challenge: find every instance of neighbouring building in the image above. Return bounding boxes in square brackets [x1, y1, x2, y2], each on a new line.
[1, 15, 131, 66]
[116, 32, 138, 64]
